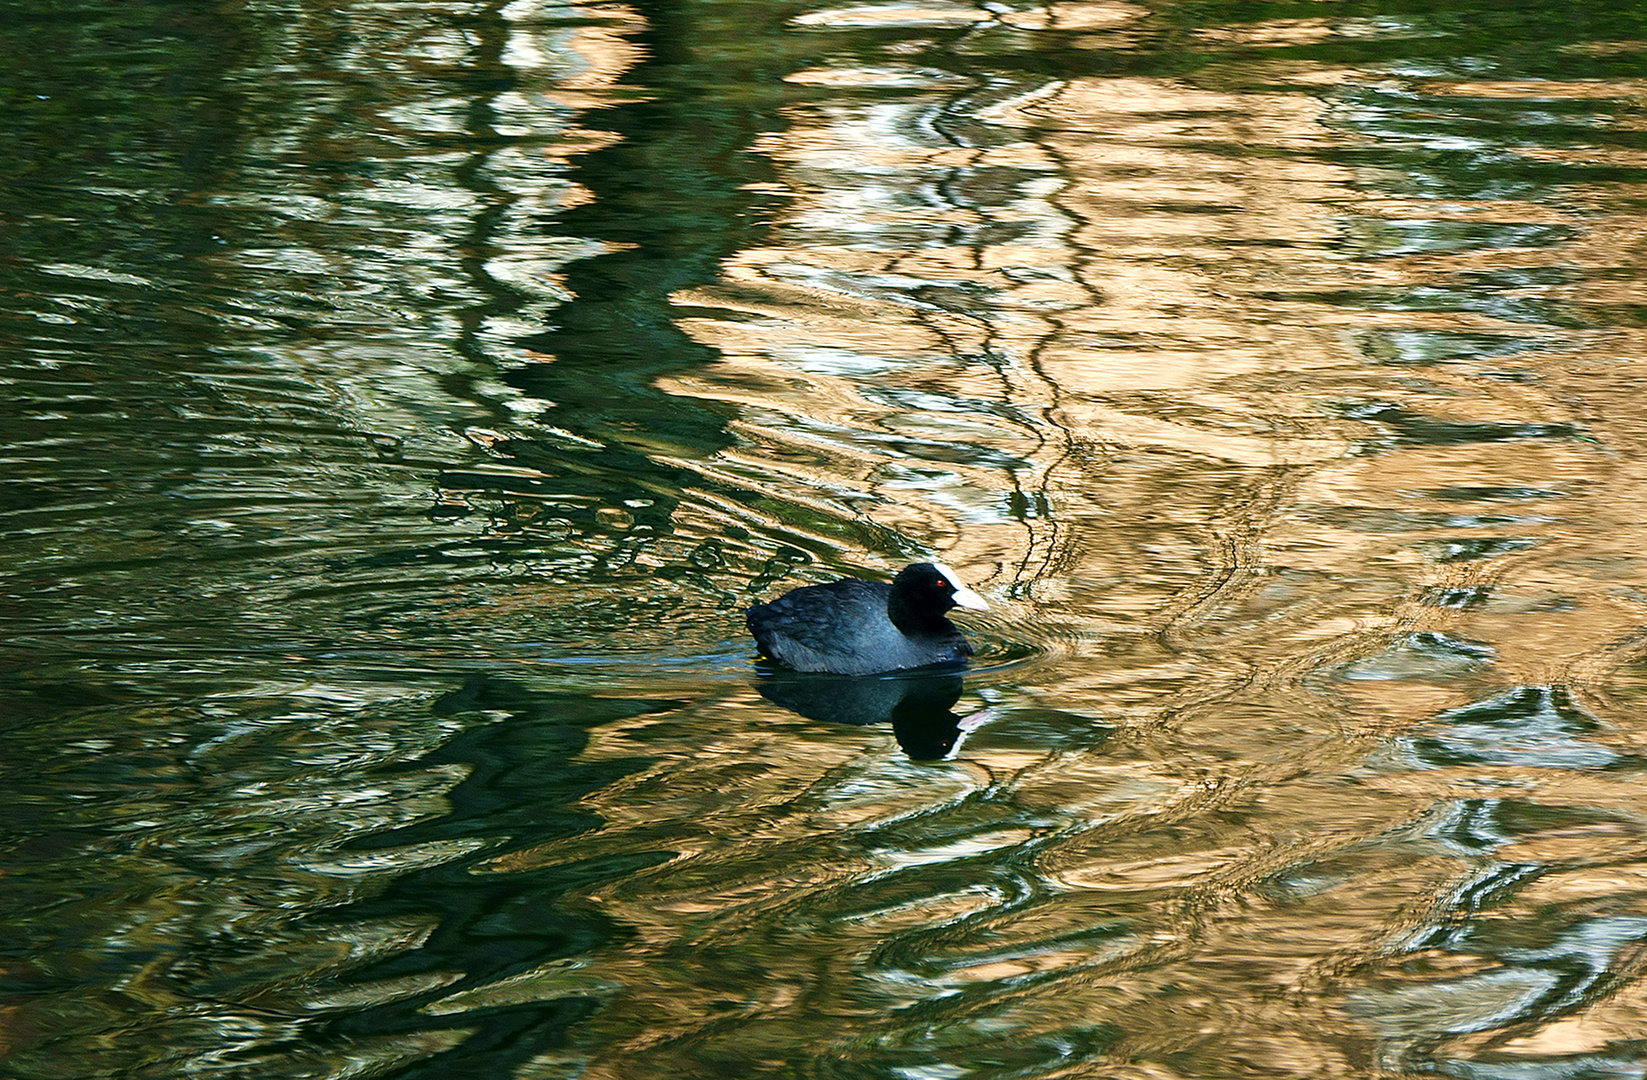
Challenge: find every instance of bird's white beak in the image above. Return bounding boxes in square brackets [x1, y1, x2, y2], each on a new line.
[934, 563, 989, 611]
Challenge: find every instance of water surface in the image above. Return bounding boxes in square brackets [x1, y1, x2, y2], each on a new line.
[5, 0, 1647, 1076]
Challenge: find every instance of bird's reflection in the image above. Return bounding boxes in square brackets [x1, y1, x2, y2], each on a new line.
[752, 665, 993, 760]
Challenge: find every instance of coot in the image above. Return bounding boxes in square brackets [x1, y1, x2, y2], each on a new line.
[746, 562, 989, 675]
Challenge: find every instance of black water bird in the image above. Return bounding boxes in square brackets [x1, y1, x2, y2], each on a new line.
[746, 562, 989, 676]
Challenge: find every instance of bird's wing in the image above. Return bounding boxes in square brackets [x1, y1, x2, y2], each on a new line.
[747, 580, 885, 658]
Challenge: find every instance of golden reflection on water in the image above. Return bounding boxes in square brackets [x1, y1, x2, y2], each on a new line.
[480, 11, 1647, 1076]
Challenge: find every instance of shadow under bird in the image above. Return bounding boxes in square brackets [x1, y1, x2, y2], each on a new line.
[751, 668, 997, 760]
[746, 562, 989, 676]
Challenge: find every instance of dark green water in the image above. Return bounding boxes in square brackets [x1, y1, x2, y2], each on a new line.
[7, 0, 1647, 1076]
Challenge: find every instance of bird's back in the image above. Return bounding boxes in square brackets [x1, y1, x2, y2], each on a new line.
[746, 577, 968, 675]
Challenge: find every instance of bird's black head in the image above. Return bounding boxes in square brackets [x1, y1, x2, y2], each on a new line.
[888, 562, 988, 632]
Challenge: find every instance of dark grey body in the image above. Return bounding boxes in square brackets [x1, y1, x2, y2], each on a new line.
[746, 577, 972, 675]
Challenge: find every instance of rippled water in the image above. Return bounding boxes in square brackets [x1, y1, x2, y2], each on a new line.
[6, 0, 1647, 1076]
